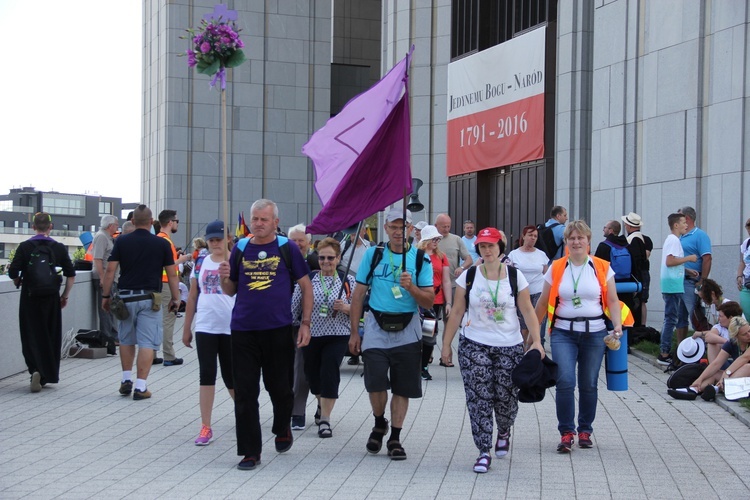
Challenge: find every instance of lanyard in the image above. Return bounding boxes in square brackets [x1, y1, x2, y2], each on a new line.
[388, 246, 405, 283]
[318, 272, 336, 301]
[569, 257, 588, 294]
[480, 264, 503, 307]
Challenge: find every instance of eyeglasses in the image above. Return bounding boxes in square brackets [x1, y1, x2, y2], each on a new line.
[431, 237, 441, 243]
[172, 219, 179, 223]
[318, 255, 337, 261]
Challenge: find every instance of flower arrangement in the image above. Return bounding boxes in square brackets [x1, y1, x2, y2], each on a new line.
[183, 17, 246, 89]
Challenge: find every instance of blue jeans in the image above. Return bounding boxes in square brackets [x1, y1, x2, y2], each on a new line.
[676, 278, 697, 328]
[661, 293, 682, 354]
[550, 327, 607, 435]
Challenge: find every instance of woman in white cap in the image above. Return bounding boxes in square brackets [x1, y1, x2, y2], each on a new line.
[182, 220, 236, 445]
[688, 315, 750, 401]
[441, 227, 542, 474]
[417, 225, 451, 380]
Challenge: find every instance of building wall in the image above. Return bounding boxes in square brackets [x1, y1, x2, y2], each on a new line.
[142, 0, 332, 247]
[576, 0, 750, 322]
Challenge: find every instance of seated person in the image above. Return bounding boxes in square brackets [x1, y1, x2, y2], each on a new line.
[698, 278, 729, 325]
[689, 316, 750, 401]
[692, 301, 743, 364]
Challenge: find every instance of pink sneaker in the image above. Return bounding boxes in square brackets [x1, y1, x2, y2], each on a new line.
[195, 425, 213, 446]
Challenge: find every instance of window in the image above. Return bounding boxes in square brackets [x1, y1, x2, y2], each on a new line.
[0, 243, 5, 259]
[0, 200, 12, 211]
[62, 224, 69, 230]
[98, 201, 112, 215]
[77, 225, 84, 232]
[43, 194, 85, 216]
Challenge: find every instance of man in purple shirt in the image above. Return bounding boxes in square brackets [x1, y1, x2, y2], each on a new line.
[219, 199, 313, 471]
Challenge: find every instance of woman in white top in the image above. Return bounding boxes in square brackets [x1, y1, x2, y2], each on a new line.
[441, 227, 542, 474]
[508, 225, 549, 345]
[535, 220, 622, 454]
[182, 220, 236, 446]
[693, 301, 743, 363]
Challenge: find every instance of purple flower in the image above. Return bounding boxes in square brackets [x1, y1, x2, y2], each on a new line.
[200, 41, 211, 53]
[221, 36, 231, 44]
[193, 35, 202, 45]
[237, 39, 244, 48]
[186, 49, 197, 67]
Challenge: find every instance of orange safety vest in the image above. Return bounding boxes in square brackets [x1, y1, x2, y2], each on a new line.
[545, 256, 634, 333]
[157, 231, 179, 282]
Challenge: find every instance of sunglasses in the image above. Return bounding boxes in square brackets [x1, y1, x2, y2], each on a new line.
[431, 237, 441, 243]
[172, 219, 179, 223]
[318, 255, 337, 261]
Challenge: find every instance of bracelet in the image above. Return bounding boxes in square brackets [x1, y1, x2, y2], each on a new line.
[102, 295, 111, 299]
[301, 319, 311, 326]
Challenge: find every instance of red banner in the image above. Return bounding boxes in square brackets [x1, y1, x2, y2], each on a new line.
[446, 93, 544, 177]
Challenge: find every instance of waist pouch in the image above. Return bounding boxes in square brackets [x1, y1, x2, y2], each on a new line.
[372, 310, 414, 332]
[150, 292, 162, 312]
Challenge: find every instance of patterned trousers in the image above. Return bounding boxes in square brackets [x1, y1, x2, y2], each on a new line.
[458, 336, 524, 453]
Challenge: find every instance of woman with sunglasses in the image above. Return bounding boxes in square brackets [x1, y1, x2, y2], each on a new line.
[416, 225, 452, 380]
[292, 237, 356, 438]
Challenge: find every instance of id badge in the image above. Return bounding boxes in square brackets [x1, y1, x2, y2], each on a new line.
[572, 296, 582, 308]
[318, 304, 329, 317]
[492, 310, 505, 323]
[391, 286, 403, 299]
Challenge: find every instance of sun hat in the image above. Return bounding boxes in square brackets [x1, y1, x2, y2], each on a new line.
[385, 207, 412, 224]
[414, 221, 427, 231]
[205, 220, 225, 240]
[676, 337, 705, 364]
[419, 225, 442, 241]
[621, 212, 642, 228]
[475, 227, 502, 245]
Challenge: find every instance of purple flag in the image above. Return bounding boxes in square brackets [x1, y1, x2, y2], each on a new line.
[306, 90, 412, 234]
[303, 49, 414, 209]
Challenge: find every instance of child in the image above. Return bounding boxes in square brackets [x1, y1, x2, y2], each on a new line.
[658, 213, 698, 365]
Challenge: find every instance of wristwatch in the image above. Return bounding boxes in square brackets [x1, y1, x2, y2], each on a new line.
[725, 369, 732, 377]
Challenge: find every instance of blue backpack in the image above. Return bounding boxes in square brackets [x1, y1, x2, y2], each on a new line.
[604, 241, 632, 280]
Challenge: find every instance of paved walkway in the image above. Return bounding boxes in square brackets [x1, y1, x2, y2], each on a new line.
[2, 321, 750, 499]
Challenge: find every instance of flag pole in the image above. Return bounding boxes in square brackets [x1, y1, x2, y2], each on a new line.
[402, 187, 408, 271]
[331, 219, 364, 318]
[221, 88, 229, 261]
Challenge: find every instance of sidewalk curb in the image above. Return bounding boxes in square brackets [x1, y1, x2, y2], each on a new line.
[630, 349, 750, 428]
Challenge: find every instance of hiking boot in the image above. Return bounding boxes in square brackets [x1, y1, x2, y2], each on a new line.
[275, 426, 293, 453]
[656, 354, 672, 366]
[421, 367, 432, 380]
[163, 358, 183, 366]
[495, 431, 510, 458]
[578, 432, 593, 448]
[701, 385, 717, 402]
[557, 431, 575, 453]
[473, 453, 491, 473]
[119, 380, 133, 396]
[152, 357, 163, 365]
[347, 356, 360, 365]
[133, 388, 152, 400]
[194, 425, 213, 446]
[237, 455, 260, 470]
[291, 415, 306, 430]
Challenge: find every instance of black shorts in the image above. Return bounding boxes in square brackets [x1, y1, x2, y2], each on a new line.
[362, 341, 422, 398]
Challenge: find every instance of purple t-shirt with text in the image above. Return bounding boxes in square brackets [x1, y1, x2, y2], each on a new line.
[228, 237, 309, 331]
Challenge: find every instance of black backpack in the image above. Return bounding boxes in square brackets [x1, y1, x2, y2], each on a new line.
[535, 222, 562, 261]
[667, 363, 706, 391]
[464, 264, 518, 311]
[364, 243, 427, 286]
[24, 240, 62, 297]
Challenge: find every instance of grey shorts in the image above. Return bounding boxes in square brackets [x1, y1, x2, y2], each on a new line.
[118, 298, 162, 350]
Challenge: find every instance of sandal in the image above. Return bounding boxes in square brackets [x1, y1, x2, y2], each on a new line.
[473, 453, 491, 473]
[318, 421, 332, 438]
[439, 360, 454, 367]
[366, 419, 389, 453]
[386, 440, 407, 461]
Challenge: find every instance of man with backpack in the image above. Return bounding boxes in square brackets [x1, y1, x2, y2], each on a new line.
[9, 212, 76, 393]
[218, 199, 313, 471]
[594, 220, 640, 317]
[348, 207, 434, 461]
[538, 205, 568, 261]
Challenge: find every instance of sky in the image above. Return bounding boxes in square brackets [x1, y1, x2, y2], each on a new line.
[0, 1, 142, 203]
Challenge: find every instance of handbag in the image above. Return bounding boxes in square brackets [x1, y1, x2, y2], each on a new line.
[724, 377, 750, 400]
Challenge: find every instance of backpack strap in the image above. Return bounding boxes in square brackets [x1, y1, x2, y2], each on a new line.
[365, 243, 385, 286]
[464, 266, 477, 312]
[234, 236, 295, 293]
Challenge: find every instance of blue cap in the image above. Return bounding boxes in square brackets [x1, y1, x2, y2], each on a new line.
[205, 220, 225, 240]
